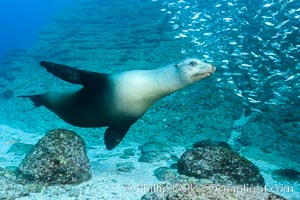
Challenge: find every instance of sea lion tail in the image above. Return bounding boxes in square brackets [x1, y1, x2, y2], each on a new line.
[19, 94, 45, 107]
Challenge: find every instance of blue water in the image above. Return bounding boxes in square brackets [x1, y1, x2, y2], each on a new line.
[0, 0, 71, 58]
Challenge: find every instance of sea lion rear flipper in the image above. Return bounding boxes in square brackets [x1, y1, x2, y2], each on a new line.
[104, 125, 131, 150]
[40, 61, 108, 87]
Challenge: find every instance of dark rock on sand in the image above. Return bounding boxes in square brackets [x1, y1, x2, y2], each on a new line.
[272, 168, 300, 182]
[153, 167, 177, 181]
[119, 148, 137, 159]
[18, 129, 91, 185]
[116, 162, 135, 173]
[138, 141, 174, 163]
[178, 145, 265, 186]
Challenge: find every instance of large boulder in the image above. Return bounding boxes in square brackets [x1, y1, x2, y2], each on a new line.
[18, 129, 91, 185]
[178, 142, 264, 186]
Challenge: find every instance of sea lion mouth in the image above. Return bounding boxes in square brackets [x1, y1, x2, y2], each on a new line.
[205, 64, 216, 76]
[192, 64, 216, 79]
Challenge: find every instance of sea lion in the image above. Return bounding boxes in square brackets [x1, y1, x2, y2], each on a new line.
[20, 59, 215, 150]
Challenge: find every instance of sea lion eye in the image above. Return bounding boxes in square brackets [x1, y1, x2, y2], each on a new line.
[189, 61, 198, 67]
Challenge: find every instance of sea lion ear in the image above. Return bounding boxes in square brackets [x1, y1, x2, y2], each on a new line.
[104, 125, 131, 150]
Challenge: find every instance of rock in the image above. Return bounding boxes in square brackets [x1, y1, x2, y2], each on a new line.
[178, 146, 265, 186]
[0, 167, 18, 182]
[193, 139, 231, 150]
[272, 169, 300, 182]
[124, 148, 137, 156]
[153, 167, 177, 181]
[138, 141, 174, 163]
[141, 180, 287, 200]
[7, 142, 34, 156]
[4, 166, 19, 174]
[68, 188, 81, 197]
[116, 162, 135, 172]
[120, 148, 137, 159]
[119, 154, 129, 159]
[18, 129, 91, 185]
[0, 167, 29, 199]
[0, 89, 14, 100]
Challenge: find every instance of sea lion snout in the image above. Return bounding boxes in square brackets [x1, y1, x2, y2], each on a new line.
[194, 60, 216, 74]
[210, 64, 216, 74]
[201, 63, 216, 76]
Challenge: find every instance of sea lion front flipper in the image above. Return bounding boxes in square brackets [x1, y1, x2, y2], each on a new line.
[104, 125, 131, 150]
[40, 61, 108, 87]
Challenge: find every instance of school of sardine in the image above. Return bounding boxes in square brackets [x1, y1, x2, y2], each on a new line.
[156, 0, 300, 113]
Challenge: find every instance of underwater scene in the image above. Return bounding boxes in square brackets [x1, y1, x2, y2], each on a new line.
[0, 0, 299, 199]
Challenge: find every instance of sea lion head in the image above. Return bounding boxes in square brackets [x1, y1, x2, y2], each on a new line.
[175, 58, 216, 84]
